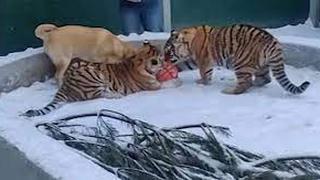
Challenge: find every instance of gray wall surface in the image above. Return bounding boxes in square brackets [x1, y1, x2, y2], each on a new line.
[0, 53, 55, 93]
[0, 136, 57, 180]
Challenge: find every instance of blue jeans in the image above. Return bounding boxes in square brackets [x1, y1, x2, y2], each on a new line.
[120, 0, 163, 35]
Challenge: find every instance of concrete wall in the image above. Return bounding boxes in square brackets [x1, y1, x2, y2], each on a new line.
[0, 53, 55, 93]
[0, 136, 57, 180]
[283, 43, 320, 70]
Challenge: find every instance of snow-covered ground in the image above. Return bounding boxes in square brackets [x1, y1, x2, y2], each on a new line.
[267, 20, 320, 49]
[3, 66, 320, 154]
[1, 21, 320, 180]
[1, 66, 320, 179]
[268, 20, 320, 39]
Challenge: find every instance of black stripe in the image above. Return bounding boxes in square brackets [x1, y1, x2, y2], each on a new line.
[272, 66, 283, 72]
[247, 27, 257, 42]
[75, 71, 102, 85]
[205, 68, 213, 75]
[272, 70, 285, 77]
[199, 25, 208, 57]
[251, 30, 264, 43]
[63, 83, 82, 101]
[267, 41, 278, 53]
[229, 27, 234, 55]
[213, 29, 221, 60]
[287, 84, 295, 92]
[281, 80, 290, 87]
[220, 28, 228, 60]
[83, 69, 104, 83]
[92, 90, 103, 98]
[276, 74, 287, 81]
[236, 26, 248, 55]
[111, 79, 117, 91]
[185, 61, 194, 70]
[40, 110, 45, 115]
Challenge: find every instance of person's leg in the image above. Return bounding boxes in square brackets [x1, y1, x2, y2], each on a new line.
[141, 0, 163, 32]
[119, 0, 144, 35]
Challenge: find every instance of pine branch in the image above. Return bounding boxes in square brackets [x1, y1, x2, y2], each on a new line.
[36, 109, 320, 180]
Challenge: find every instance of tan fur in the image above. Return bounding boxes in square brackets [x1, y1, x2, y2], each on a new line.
[165, 25, 310, 94]
[35, 23, 137, 85]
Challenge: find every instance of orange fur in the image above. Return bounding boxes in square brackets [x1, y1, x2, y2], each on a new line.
[22, 42, 162, 117]
[165, 25, 310, 94]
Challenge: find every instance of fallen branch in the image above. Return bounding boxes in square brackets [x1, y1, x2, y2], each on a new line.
[36, 109, 320, 180]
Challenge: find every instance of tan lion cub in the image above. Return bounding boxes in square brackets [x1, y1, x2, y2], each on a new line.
[35, 24, 137, 85]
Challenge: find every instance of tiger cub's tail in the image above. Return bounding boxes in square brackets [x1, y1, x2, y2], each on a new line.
[21, 100, 64, 117]
[21, 90, 67, 117]
[270, 56, 310, 94]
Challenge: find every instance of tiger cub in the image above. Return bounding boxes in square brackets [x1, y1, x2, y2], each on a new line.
[22, 41, 162, 117]
[164, 25, 310, 94]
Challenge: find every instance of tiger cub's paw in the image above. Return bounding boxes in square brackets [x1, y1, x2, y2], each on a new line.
[161, 78, 182, 89]
[148, 81, 161, 90]
[196, 79, 212, 85]
[50, 80, 59, 86]
[253, 77, 271, 87]
[20, 109, 40, 117]
[104, 92, 124, 99]
[221, 87, 247, 95]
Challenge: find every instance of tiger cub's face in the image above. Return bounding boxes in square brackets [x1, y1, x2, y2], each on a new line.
[134, 41, 163, 75]
[145, 55, 162, 75]
[164, 28, 197, 64]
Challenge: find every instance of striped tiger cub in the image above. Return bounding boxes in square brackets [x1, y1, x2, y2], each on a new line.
[164, 25, 310, 94]
[22, 41, 162, 117]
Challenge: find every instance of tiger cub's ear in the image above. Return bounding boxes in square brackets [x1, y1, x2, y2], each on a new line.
[171, 29, 178, 36]
[143, 39, 150, 46]
[136, 58, 144, 66]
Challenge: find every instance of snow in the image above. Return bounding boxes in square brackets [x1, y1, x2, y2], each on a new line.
[0, 110, 120, 179]
[0, 47, 44, 67]
[118, 31, 170, 42]
[1, 21, 320, 180]
[267, 20, 320, 49]
[267, 19, 320, 39]
[1, 66, 320, 180]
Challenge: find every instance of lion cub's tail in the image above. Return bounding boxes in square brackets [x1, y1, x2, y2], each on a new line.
[35, 24, 57, 40]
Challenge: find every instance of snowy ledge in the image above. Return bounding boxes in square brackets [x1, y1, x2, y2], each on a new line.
[0, 33, 320, 180]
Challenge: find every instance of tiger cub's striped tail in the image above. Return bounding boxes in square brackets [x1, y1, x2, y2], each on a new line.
[21, 93, 66, 117]
[21, 100, 64, 117]
[270, 57, 310, 94]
